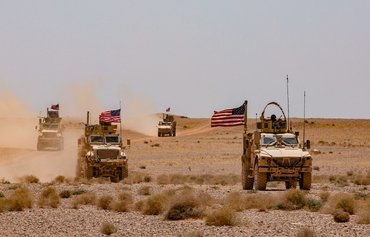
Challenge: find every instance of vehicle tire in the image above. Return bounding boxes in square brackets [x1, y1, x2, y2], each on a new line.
[241, 155, 254, 190]
[299, 172, 312, 190]
[158, 132, 161, 137]
[256, 171, 267, 191]
[173, 130, 176, 137]
[285, 180, 297, 189]
[122, 165, 128, 179]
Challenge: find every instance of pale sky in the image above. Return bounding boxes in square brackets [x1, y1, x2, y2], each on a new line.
[1, 1, 370, 118]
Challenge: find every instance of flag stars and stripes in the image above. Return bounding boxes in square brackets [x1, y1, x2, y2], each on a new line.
[211, 103, 245, 127]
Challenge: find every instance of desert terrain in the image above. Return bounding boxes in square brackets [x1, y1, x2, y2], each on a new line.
[0, 117, 370, 237]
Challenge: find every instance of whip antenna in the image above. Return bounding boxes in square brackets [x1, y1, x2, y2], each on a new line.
[286, 75, 291, 131]
[303, 91, 306, 148]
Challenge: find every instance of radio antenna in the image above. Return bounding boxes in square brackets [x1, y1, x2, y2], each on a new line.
[303, 91, 306, 148]
[286, 75, 291, 132]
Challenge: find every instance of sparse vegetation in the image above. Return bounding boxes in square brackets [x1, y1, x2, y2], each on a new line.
[0, 187, 33, 212]
[333, 209, 350, 223]
[54, 175, 66, 183]
[141, 194, 168, 215]
[276, 189, 307, 210]
[20, 175, 39, 184]
[138, 186, 151, 196]
[59, 190, 72, 199]
[205, 207, 238, 226]
[71, 188, 86, 196]
[100, 222, 117, 235]
[165, 193, 203, 220]
[97, 195, 114, 210]
[0, 192, 4, 198]
[38, 186, 60, 208]
[71, 192, 96, 209]
[335, 194, 355, 214]
[305, 198, 323, 212]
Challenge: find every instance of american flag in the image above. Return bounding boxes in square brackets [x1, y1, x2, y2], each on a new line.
[211, 103, 246, 127]
[51, 104, 59, 110]
[99, 109, 121, 123]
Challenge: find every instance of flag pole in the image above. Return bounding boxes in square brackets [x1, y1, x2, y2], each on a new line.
[120, 100, 123, 147]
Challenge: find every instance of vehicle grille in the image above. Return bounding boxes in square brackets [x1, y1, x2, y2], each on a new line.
[97, 149, 119, 159]
[272, 157, 303, 167]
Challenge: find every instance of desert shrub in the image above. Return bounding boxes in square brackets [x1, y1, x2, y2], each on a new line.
[1, 187, 33, 212]
[139, 165, 146, 169]
[97, 195, 114, 210]
[100, 222, 117, 235]
[319, 191, 330, 202]
[38, 186, 60, 208]
[71, 192, 96, 209]
[225, 192, 244, 211]
[165, 194, 203, 220]
[205, 207, 238, 226]
[352, 175, 370, 185]
[276, 190, 306, 210]
[138, 186, 151, 196]
[141, 194, 168, 215]
[71, 188, 86, 196]
[54, 175, 66, 183]
[21, 175, 39, 184]
[157, 174, 170, 185]
[143, 175, 152, 183]
[335, 194, 355, 214]
[333, 210, 350, 223]
[312, 166, 320, 171]
[59, 190, 71, 199]
[170, 174, 187, 185]
[305, 198, 323, 212]
[296, 227, 317, 237]
[151, 143, 160, 147]
[0, 178, 10, 184]
[346, 171, 354, 177]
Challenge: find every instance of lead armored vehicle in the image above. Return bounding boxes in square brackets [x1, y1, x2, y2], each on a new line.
[241, 102, 312, 190]
[157, 114, 177, 137]
[77, 112, 128, 182]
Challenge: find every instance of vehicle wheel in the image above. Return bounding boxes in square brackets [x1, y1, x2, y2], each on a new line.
[158, 132, 161, 137]
[241, 155, 254, 190]
[256, 171, 267, 191]
[285, 180, 297, 189]
[122, 165, 128, 179]
[299, 172, 312, 190]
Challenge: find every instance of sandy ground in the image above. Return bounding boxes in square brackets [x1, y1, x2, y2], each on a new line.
[0, 117, 370, 236]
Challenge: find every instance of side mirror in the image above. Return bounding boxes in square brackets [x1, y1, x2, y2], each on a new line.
[306, 140, 311, 150]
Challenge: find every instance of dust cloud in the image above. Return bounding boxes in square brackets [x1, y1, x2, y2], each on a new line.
[121, 94, 159, 136]
[0, 90, 37, 149]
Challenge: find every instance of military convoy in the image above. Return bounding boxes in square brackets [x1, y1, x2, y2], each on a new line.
[37, 108, 64, 151]
[241, 102, 312, 190]
[157, 114, 177, 137]
[76, 112, 128, 182]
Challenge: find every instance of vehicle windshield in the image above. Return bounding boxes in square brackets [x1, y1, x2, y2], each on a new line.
[106, 136, 120, 144]
[261, 136, 277, 145]
[90, 135, 104, 143]
[281, 136, 298, 145]
[260, 134, 298, 146]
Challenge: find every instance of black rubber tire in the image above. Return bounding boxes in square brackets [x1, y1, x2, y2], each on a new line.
[122, 165, 128, 179]
[285, 180, 297, 189]
[241, 156, 254, 190]
[256, 171, 267, 191]
[300, 172, 312, 190]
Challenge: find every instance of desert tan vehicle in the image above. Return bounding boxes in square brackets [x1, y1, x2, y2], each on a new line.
[157, 114, 177, 137]
[241, 102, 312, 190]
[77, 112, 128, 182]
[37, 109, 64, 151]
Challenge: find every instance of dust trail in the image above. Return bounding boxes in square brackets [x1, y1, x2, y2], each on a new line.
[0, 90, 37, 149]
[121, 94, 159, 136]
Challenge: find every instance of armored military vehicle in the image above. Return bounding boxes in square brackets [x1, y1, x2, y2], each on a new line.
[241, 102, 312, 190]
[77, 112, 128, 182]
[37, 108, 64, 151]
[157, 114, 177, 137]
